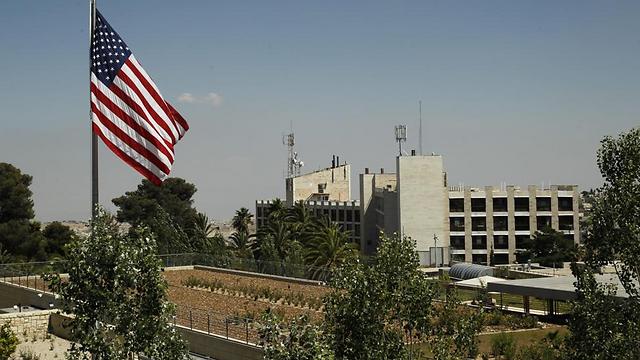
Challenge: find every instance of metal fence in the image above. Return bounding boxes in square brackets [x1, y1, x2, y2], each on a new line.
[173, 305, 259, 344]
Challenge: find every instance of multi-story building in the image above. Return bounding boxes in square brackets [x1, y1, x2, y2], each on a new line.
[256, 161, 361, 244]
[257, 152, 581, 266]
[447, 184, 580, 265]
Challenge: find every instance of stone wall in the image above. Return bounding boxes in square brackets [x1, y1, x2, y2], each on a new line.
[0, 310, 53, 338]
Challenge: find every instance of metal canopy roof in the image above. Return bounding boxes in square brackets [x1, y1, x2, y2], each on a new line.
[487, 274, 629, 301]
[449, 263, 494, 280]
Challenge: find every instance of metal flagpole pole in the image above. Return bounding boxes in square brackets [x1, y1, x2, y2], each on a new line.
[90, 0, 98, 221]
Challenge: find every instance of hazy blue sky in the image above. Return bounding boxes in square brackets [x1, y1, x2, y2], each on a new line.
[1, 1, 638, 222]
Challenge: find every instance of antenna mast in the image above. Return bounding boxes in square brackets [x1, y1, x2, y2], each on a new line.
[395, 125, 407, 156]
[283, 131, 304, 178]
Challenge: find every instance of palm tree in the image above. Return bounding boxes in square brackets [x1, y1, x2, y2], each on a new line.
[231, 207, 254, 234]
[305, 222, 357, 280]
[285, 201, 317, 245]
[228, 231, 254, 259]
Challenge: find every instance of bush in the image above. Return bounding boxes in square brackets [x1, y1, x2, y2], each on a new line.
[0, 323, 19, 360]
[491, 332, 517, 360]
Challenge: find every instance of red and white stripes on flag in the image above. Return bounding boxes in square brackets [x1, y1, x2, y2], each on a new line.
[90, 10, 189, 185]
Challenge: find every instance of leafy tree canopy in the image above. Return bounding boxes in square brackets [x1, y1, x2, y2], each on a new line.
[0, 163, 34, 223]
[45, 208, 188, 360]
[519, 227, 576, 267]
[568, 128, 640, 360]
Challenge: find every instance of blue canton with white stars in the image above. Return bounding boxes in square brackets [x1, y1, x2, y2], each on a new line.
[91, 10, 132, 86]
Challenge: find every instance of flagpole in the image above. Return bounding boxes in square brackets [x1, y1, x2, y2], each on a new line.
[90, 0, 98, 221]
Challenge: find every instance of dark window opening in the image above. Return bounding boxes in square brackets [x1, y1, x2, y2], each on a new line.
[559, 216, 574, 230]
[559, 197, 573, 211]
[536, 197, 551, 212]
[354, 210, 360, 222]
[493, 254, 509, 265]
[472, 235, 487, 249]
[472, 217, 486, 231]
[472, 254, 487, 265]
[536, 216, 552, 230]
[494, 216, 508, 231]
[515, 216, 530, 231]
[450, 236, 465, 250]
[493, 197, 508, 212]
[515, 197, 529, 212]
[450, 217, 465, 232]
[471, 198, 486, 212]
[449, 198, 464, 213]
[516, 235, 530, 249]
[494, 235, 509, 249]
[346, 210, 353, 222]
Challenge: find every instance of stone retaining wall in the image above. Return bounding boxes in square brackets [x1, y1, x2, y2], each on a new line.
[0, 310, 54, 338]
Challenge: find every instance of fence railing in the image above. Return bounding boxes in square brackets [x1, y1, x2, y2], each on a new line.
[173, 304, 259, 344]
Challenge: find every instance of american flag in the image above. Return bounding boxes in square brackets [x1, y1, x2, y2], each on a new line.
[90, 10, 188, 185]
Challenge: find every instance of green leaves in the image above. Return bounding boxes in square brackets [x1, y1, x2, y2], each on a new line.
[0, 323, 19, 360]
[45, 207, 188, 359]
[568, 127, 640, 360]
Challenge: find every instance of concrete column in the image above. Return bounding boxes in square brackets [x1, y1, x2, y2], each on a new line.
[485, 186, 494, 265]
[528, 185, 537, 234]
[551, 185, 559, 230]
[507, 186, 516, 263]
[572, 186, 581, 244]
[523, 296, 530, 315]
[464, 188, 472, 263]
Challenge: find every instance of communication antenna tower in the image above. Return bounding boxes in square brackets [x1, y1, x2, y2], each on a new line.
[395, 125, 407, 156]
[283, 132, 304, 178]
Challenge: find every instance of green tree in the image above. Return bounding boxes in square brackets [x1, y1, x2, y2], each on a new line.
[228, 230, 254, 259]
[0, 163, 34, 223]
[259, 312, 333, 360]
[567, 128, 640, 360]
[112, 177, 199, 254]
[0, 323, 19, 360]
[0, 163, 45, 260]
[523, 227, 575, 268]
[45, 208, 188, 360]
[304, 222, 357, 280]
[42, 221, 78, 258]
[324, 233, 440, 360]
[231, 207, 254, 235]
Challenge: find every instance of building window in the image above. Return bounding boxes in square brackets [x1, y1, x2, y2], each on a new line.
[493, 197, 508, 212]
[257, 207, 263, 217]
[514, 197, 529, 212]
[494, 235, 509, 249]
[346, 210, 353, 222]
[450, 217, 465, 232]
[450, 236, 465, 250]
[354, 210, 360, 222]
[472, 254, 487, 265]
[338, 209, 345, 222]
[493, 216, 508, 231]
[515, 235, 530, 249]
[449, 198, 464, 213]
[559, 216, 574, 230]
[536, 197, 551, 212]
[493, 254, 509, 265]
[354, 224, 360, 235]
[515, 216, 529, 231]
[563, 234, 574, 243]
[472, 235, 486, 249]
[471, 198, 486, 212]
[451, 254, 465, 263]
[331, 209, 337, 221]
[536, 216, 552, 230]
[558, 197, 573, 211]
[472, 217, 486, 231]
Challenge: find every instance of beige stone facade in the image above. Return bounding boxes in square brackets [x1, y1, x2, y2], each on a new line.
[285, 164, 351, 206]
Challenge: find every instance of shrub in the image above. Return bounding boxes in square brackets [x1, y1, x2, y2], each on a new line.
[0, 323, 19, 360]
[491, 332, 517, 360]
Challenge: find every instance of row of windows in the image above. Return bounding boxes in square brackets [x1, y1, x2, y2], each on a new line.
[450, 215, 574, 232]
[449, 197, 574, 213]
[450, 234, 574, 250]
[451, 253, 511, 265]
